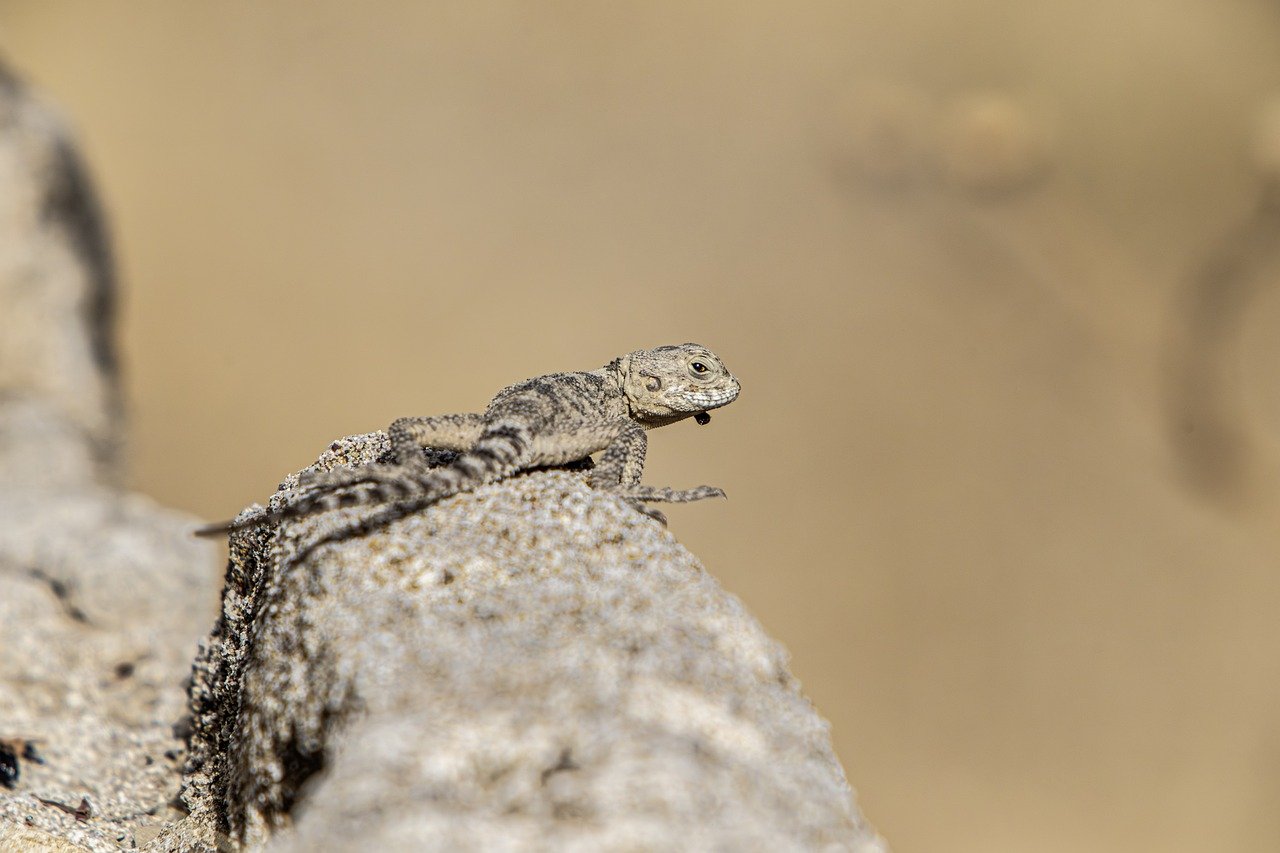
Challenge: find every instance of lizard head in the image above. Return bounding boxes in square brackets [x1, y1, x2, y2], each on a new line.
[616, 343, 740, 427]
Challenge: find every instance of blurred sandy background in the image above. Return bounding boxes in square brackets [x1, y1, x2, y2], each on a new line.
[4, 2, 1280, 850]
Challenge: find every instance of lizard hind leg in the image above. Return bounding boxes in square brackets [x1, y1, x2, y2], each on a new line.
[296, 413, 486, 493]
[297, 461, 401, 492]
[389, 413, 485, 465]
[326, 418, 536, 514]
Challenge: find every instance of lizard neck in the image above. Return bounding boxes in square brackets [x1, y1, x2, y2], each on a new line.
[599, 355, 639, 422]
[601, 355, 628, 396]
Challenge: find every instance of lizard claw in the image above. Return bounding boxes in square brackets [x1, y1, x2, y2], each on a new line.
[625, 500, 668, 526]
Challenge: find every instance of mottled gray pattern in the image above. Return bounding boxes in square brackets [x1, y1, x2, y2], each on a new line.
[198, 343, 740, 536]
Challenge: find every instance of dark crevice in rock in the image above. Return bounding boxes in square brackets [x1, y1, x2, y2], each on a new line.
[539, 748, 578, 785]
[28, 568, 90, 625]
[277, 732, 328, 820]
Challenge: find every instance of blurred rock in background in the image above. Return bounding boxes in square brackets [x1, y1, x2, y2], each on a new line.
[0, 57, 220, 852]
[0, 60, 119, 483]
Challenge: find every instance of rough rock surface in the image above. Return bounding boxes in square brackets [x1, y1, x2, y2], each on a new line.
[177, 432, 886, 852]
[0, 59, 221, 852]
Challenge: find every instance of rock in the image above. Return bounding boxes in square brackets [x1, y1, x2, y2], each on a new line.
[0, 824, 93, 853]
[0, 61, 120, 480]
[182, 432, 885, 852]
[0, 58, 221, 853]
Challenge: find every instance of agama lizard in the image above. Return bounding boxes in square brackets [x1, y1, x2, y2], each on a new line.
[196, 343, 740, 536]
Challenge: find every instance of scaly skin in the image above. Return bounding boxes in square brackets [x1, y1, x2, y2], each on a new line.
[196, 343, 740, 536]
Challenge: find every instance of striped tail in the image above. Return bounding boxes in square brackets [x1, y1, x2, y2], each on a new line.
[193, 478, 422, 538]
[194, 421, 531, 539]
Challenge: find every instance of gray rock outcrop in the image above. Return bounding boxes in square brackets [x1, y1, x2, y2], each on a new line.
[0, 60, 221, 852]
[177, 432, 885, 852]
[0, 62, 120, 483]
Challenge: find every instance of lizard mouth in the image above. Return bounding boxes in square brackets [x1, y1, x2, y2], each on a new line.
[694, 412, 711, 425]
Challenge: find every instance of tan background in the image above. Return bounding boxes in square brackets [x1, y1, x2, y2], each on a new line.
[4, 2, 1280, 850]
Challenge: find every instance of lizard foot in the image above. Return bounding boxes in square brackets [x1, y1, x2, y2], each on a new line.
[613, 484, 726, 503]
[623, 499, 668, 526]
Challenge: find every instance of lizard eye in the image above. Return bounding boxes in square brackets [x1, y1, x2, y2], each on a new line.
[688, 361, 711, 378]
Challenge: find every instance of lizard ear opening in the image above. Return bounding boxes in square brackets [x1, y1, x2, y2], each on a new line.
[695, 412, 711, 425]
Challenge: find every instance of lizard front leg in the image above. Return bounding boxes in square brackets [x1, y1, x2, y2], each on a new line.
[523, 421, 665, 523]
[587, 421, 647, 488]
[587, 422, 724, 523]
[589, 422, 725, 502]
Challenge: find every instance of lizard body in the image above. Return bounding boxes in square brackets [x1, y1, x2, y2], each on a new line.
[196, 343, 739, 537]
